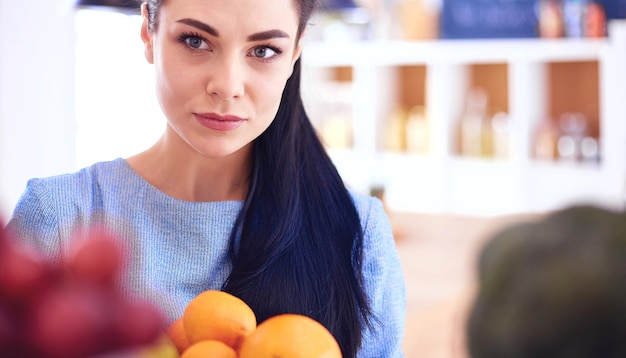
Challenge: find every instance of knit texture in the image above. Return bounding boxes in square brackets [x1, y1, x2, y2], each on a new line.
[6, 158, 406, 357]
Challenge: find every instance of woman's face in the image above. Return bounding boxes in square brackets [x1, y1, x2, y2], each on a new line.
[141, 0, 302, 158]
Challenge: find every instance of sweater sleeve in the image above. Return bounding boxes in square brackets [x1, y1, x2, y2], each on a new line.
[357, 196, 406, 357]
[5, 178, 64, 260]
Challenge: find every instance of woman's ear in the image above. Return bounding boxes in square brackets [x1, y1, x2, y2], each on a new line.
[290, 33, 305, 75]
[292, 32, 306, 66]
[141, 3, 154, 64]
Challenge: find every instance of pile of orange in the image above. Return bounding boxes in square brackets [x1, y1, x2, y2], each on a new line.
[165, 290, 342, 358]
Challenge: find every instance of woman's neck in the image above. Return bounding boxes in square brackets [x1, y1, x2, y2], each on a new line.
[126, 133, 251, 202]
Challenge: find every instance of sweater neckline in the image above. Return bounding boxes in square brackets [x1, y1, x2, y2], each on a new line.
[114, 158, 245, 207]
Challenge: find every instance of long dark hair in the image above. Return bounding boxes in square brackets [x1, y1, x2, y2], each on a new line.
[143, 1, 372, 356]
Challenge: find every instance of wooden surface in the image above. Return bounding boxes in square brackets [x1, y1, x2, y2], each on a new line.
[392, 211, 543, 357]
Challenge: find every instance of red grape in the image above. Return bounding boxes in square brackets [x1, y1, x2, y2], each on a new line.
[0, 243, 47, 308]
[110, 296, 166, 349]
[27, 283, 111, 358]
[67, 226, 125, 287]
[0, 224, 167, 357]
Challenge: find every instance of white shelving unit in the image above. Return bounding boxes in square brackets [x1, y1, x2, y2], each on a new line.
[301, 21, 626, 216]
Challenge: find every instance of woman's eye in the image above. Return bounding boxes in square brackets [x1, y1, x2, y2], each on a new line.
[183, 35, 208, 50]
[251, 46, 280, 59]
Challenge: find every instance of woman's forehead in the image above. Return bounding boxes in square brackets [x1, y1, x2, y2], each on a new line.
[160, 0, 300, 31]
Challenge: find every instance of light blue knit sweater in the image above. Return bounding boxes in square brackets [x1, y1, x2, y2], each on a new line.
[6, 158, 406, 357]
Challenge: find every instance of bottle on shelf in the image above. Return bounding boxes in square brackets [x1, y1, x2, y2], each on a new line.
[490, 111, 511, 159]
[584, 1, 607, 37]
[320, 111, 353, 149]
[532, 118, 560, 161]
[563, 0, 589, 38]
[396, 0, 440, 40]
[382, 105, 408, 152]
[459, 87, 488, 158]
[557, 133, 578, 162]
[538, 0, 565, 38]
[311, 80, 354, 150]
[557, 111, 588, 163]
[580, 136, 600, 163]
[481, 113, 494, 158]
[405, 105, 429, 154]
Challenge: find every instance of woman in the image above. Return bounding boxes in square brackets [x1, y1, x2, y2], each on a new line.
[6, 0, 406, 356]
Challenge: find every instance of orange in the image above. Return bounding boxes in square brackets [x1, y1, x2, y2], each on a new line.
[183, 290, 256, 352]
[180, 340, 237, 358]
[166, 317, 190, 354]
[239, 313, 342, 358]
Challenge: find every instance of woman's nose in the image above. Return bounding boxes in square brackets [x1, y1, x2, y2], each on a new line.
[206, 55, 245, 101]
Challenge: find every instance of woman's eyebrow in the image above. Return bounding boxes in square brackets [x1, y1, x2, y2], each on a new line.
[176, 18, 218, 36]
[175, 18, 289, 42]
[247, 30, 290, 42]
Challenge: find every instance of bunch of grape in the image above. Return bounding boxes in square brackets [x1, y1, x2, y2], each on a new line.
[0, 222, 166, 358]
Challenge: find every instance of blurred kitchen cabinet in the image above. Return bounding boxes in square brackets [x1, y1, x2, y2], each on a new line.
[301, 20, 626, 215]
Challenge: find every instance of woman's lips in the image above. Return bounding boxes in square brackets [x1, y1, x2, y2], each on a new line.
[195, 113, 245, 131]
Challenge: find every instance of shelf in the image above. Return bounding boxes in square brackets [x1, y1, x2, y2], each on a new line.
[306, 21, 626, 215]
[329, 149, 613, 215]
[302, 38, 608, 67]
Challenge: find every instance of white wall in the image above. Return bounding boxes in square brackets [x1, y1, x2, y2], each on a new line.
[0, 0, 77, 218]
[73, 9, 164, 170]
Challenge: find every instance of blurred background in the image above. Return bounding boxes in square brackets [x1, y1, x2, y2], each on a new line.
[1, 0, 626, 356]
[1, 0, 625, 217]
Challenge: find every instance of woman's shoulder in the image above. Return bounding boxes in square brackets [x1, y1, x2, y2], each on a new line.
[347, 189, 384, 217]
[6, 158, 131, 252]
[15, 158, 132, 218]
[348, 189, 376, 205]
[346, 189, 391, 234]
[28, 158, 129, 190]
